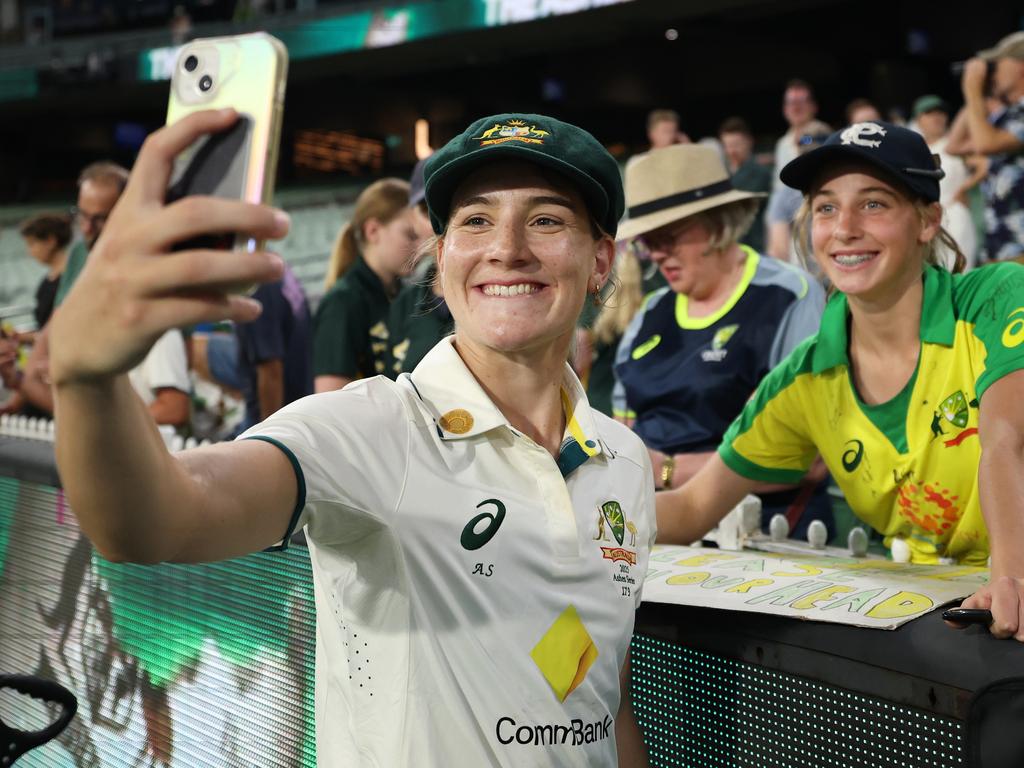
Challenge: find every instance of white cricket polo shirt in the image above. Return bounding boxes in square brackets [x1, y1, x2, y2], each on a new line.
[242, 336, 656, 767]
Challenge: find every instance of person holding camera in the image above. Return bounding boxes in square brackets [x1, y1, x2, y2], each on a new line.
[947, 31, 1024, 263]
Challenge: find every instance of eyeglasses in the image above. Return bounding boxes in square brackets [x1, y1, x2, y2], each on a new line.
[637, 222, 691, 253]
[70, 206, 109, 230]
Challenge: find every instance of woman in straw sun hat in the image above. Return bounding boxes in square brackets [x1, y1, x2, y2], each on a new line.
[656, 119, 1024, 643]
[613, 142, 832, 539]
[49, 108, 655, 765]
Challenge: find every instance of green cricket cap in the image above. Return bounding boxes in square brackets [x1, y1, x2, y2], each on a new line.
[912, 95, 949, 118]
[423, 113, 624, 237]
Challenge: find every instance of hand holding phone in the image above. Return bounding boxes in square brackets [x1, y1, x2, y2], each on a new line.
[49, 109, 289, 389]
[166, 33, 288, 291]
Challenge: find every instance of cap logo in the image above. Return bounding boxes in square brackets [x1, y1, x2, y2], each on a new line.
[840, 122, 887, 149]
[474, 119, 551, 147]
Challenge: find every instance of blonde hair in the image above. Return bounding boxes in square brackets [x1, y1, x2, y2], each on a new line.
[324, 178, 410, 291]
[592, 248, 644, 345]
[690, 199, 760, 253]
[792, 193, 966, 286]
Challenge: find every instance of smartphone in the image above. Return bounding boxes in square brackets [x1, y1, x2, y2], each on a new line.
[165, 32, 288, 292]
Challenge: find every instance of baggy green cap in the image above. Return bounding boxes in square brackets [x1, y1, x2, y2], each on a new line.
[423, 113, 624, 237]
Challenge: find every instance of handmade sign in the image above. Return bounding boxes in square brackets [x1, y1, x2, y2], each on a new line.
[641, 545, 989, 629]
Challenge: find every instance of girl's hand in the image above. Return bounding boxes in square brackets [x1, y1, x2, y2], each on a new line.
[948, 576, 1024, 642]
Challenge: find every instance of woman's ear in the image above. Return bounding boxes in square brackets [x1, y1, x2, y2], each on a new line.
[362, 217, 382, 245]
[435, 237, 446, 277]
[918, 202, 943, 245]
[594, 235, 615, 288]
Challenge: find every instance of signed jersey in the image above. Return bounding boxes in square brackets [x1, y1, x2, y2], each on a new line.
[721, 264, 1024, 564]
[243, 337, 656, 767]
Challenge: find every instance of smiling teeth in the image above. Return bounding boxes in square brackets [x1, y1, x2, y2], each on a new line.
[834, 253, 876, 266]
[483, 284, 538, 297]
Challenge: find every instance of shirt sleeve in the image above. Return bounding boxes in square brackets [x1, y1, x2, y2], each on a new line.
[313, 287, 365, 378]
[632, 449, 656, 611]
[239, 378, 411, 549]
[768, 271, 825, 368]
[238, 282, 286, 365]
[143, 329, 190, 393]
[718, 340, 819, 484]
[962, 263, 1024, 399]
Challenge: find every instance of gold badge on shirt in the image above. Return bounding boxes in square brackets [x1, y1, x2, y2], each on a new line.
[440, 409, 474, 435]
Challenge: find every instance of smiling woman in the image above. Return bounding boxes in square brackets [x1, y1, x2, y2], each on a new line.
[49, 109, 656, 767]
[655, 121, 1024, 645]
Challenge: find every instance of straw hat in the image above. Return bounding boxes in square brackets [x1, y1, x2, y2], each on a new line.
[617, 144, 766, 241]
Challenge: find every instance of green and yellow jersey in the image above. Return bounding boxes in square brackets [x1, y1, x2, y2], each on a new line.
[720, 263, 1024, 565]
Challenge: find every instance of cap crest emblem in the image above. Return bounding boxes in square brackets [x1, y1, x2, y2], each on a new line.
[474, 120, 551, 147]
[840, 122, 887, 149]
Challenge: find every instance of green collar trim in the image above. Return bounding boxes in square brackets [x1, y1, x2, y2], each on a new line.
[919, 266, 956, 345]
[675, 245, 760, 330]
[812, 266, 955, 374]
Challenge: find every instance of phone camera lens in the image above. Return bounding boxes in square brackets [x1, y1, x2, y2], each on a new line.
[184, 55, 198, 72]
[199, 74, 213, 92]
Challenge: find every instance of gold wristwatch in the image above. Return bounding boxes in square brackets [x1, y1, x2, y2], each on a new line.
[659, 454, 676, 489]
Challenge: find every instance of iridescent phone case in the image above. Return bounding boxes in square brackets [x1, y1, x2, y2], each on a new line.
[165, 33, 288, 284]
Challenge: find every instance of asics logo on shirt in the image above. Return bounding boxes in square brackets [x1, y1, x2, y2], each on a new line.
[1003, 308, 1024, 348]
[842, 440, 864, 472]
[461, 499, 506, 550]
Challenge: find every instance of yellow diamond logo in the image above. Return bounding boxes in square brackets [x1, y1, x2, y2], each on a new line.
[530, 605, 598, 702]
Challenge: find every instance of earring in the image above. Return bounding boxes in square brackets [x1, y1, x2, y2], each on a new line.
[592, 282, 602, 307]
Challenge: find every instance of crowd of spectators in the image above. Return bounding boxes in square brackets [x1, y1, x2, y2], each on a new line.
[1, 31, 1022, 544]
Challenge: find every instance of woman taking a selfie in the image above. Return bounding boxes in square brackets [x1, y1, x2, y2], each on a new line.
[656, 121, 1024, 642]
[50, 110, 655, 766]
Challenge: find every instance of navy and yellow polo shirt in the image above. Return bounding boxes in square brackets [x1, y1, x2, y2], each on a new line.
[721, 263, 1024, 564]
[313, 256, 394, 380]
[613, 247, 825, 454]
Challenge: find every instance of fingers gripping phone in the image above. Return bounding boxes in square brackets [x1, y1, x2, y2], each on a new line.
[166, 33, 288, 292]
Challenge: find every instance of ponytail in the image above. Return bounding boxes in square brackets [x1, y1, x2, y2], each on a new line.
[322, 177, 411, 292]
[324, 223, 360, 291]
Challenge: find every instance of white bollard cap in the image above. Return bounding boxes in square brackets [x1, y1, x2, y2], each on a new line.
[769, 513, 789, 542]
[847, 527, 868, 557]
[890, 537, 911, 564]
[807, 519, 828, 550]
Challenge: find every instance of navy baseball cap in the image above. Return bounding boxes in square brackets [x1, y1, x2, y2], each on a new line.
[423, 113, 624, 236]
[780, 121, 944, 203]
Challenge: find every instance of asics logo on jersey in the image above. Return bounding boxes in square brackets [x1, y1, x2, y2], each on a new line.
[1003, 307, 1024, 348]
[840, 122, 887, 148]
[461, 498, 506, 550]
[842, 439, 864, 472]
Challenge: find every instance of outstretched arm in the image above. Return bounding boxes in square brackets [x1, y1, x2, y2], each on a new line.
[51, 109, 295, 564]
[655, 452, 758, 544]
[955, 369, 1024, 642]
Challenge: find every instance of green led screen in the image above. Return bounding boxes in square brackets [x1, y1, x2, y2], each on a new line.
[0, 476, 316, 766]
[630, 634, 965, 768]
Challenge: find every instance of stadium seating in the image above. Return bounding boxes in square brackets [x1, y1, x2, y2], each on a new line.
[0, 198, 351, 329]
